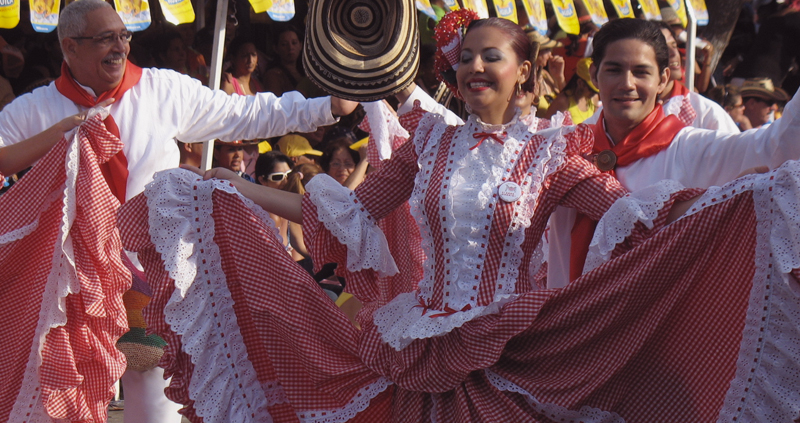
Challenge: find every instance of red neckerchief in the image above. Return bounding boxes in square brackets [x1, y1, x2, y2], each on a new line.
[670, 80, 691, 98]
[591, 105, 685, 175]
[55, 60, 142, 203]
[569, 105, 686, 281]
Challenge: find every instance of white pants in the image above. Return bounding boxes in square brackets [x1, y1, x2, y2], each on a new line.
[120, 367, 182, 423]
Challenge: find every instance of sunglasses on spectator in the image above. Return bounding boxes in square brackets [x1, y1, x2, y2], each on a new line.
[265, 171, 291, 182]
[71, 30, 134, 47]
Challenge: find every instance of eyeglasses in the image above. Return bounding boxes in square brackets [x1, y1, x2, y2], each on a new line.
[71, 30, 133, 47]
[265, 171, 291, 182]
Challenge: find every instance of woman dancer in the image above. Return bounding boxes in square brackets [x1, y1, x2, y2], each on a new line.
[120, 14, 800, 422]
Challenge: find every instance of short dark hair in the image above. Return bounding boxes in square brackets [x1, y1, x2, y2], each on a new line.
[591, 18, 669, 74]
[255, 151, 293, 179]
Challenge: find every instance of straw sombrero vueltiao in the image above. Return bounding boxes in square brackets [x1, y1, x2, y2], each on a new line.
[303, 0, 420, 102]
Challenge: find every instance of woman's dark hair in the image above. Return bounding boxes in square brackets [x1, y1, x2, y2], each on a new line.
[155, 31, 183, 66]
[465, 18, 535, 93]
[590, 18, 669, 73]
[255, 151, 293, 180]
[319, 139, 360, 173]
[707, 84, 742, 110]
[226, 35, 256, 63]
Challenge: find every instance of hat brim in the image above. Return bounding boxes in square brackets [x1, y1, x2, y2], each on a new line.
[304, 0, 420, 102]
[742, 87, 790, 102]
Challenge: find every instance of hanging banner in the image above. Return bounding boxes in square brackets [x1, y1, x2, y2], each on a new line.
[552, 0, 579, 35]
[609, 0, 634, 19]
[114, 0, 151, 32]
[462, 0, 489, 18]
[0, 0, 19, 28]
[248, 0, 272, 14]
[416, 0, 437, 20]
[267, 0, 294, 21]
[638, 0, 661, 21]
[442, 0, 459, 11]
[159, 0, 194, 25]
[687, 0, 709, 26]
[581, 0, 608, 26]
[521, 0, 547, 35]
[493, 0, 518, 23]
[666, 0, 687, 27]
[30, 0, 56, 32]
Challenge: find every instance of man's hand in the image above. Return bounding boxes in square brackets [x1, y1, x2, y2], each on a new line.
[180, 164, 242, 185]
[330, 97, 359, 117]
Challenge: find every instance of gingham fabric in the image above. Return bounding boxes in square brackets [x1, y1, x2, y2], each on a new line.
[0, 114, 129, 422]
[120, 157, 800, 422]
[666, 82, 698, 127]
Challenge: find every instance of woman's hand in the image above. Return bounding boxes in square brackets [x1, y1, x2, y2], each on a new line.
[180, 164, 242, 183]
[55, 98, 116, 135]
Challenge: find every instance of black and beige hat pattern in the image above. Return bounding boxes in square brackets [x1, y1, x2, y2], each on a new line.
[303, 0, 420, 101]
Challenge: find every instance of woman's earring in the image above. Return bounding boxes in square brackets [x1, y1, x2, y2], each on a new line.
[516, 82, 522, 97]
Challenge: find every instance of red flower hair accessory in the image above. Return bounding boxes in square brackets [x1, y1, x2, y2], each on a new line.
[434, 9, 480, 99]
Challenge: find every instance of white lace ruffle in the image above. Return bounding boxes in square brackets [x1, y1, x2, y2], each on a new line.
[707, 162, 800, 422]
[484, 369, 624, 422]
[144, 169, 280, 423]
[296, 377, 392, 423]
[583, 179, 686, 274]
[306, 174, 398, 276]
[8, 127, 83, 421]
[363, 101, 409, 162]
[376, 118, 572, 349]
[373, 291, 518, 350]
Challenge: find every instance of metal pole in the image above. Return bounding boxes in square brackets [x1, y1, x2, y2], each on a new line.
[684, 0, 697, 92]
[200, 0, 229, 170]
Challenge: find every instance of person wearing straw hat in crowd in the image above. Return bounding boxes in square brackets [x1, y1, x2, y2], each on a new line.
[0, 0, 357, 421]
[527, 29, 565, 118]
[741, 77, 791, 127]
[277, 133, 323, 165]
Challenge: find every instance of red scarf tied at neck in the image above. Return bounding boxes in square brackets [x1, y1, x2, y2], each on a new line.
[55, 60, 143, 203]
[569, 105, 685, 281]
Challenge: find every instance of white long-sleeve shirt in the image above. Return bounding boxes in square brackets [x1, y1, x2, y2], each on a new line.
[0, 68, 337, 200]
[546, 89, 800, 288]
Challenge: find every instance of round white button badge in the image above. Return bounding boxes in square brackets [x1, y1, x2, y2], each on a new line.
[498, 182, 522, 202]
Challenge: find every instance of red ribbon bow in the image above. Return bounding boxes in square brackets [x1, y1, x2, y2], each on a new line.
[470, 131, 507, 150]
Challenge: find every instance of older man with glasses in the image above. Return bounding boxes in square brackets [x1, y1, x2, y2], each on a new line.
[0, 0, 356, 422]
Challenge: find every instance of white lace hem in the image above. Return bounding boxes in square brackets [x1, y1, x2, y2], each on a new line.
[8, 124, 84, 422]
[583, 179, 686, 274]
[363, 101, 409, 163]
[484, 369, 625, 422]
[306, 174, 398, 276]
[144, 168, 284, 423]
[706, 163, 800, 422]
[373, 291, 518, 351]
[296, 377, 393, 423]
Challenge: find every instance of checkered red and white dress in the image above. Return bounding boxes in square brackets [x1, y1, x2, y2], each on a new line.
[0, 115, 129, 422]
[119, 110, 800, 422]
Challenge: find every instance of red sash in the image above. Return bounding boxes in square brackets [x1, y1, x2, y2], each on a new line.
[670, 80, 691, 98]
[55, 60, 143, 203]
[569, 106, 685, 281]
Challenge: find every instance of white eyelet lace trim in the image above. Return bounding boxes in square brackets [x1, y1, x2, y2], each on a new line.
[8, 128, 82, 422]
[305, 174, 398, 276]
[296, 377, 392, 423]
[693, 163, 800, 422]
[363, 101, 409, 163]
[484, 369, 624, 422]
[374, 121, 572, 350]
[583, 179, 686, 274]
[144, 169, 282, 423]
